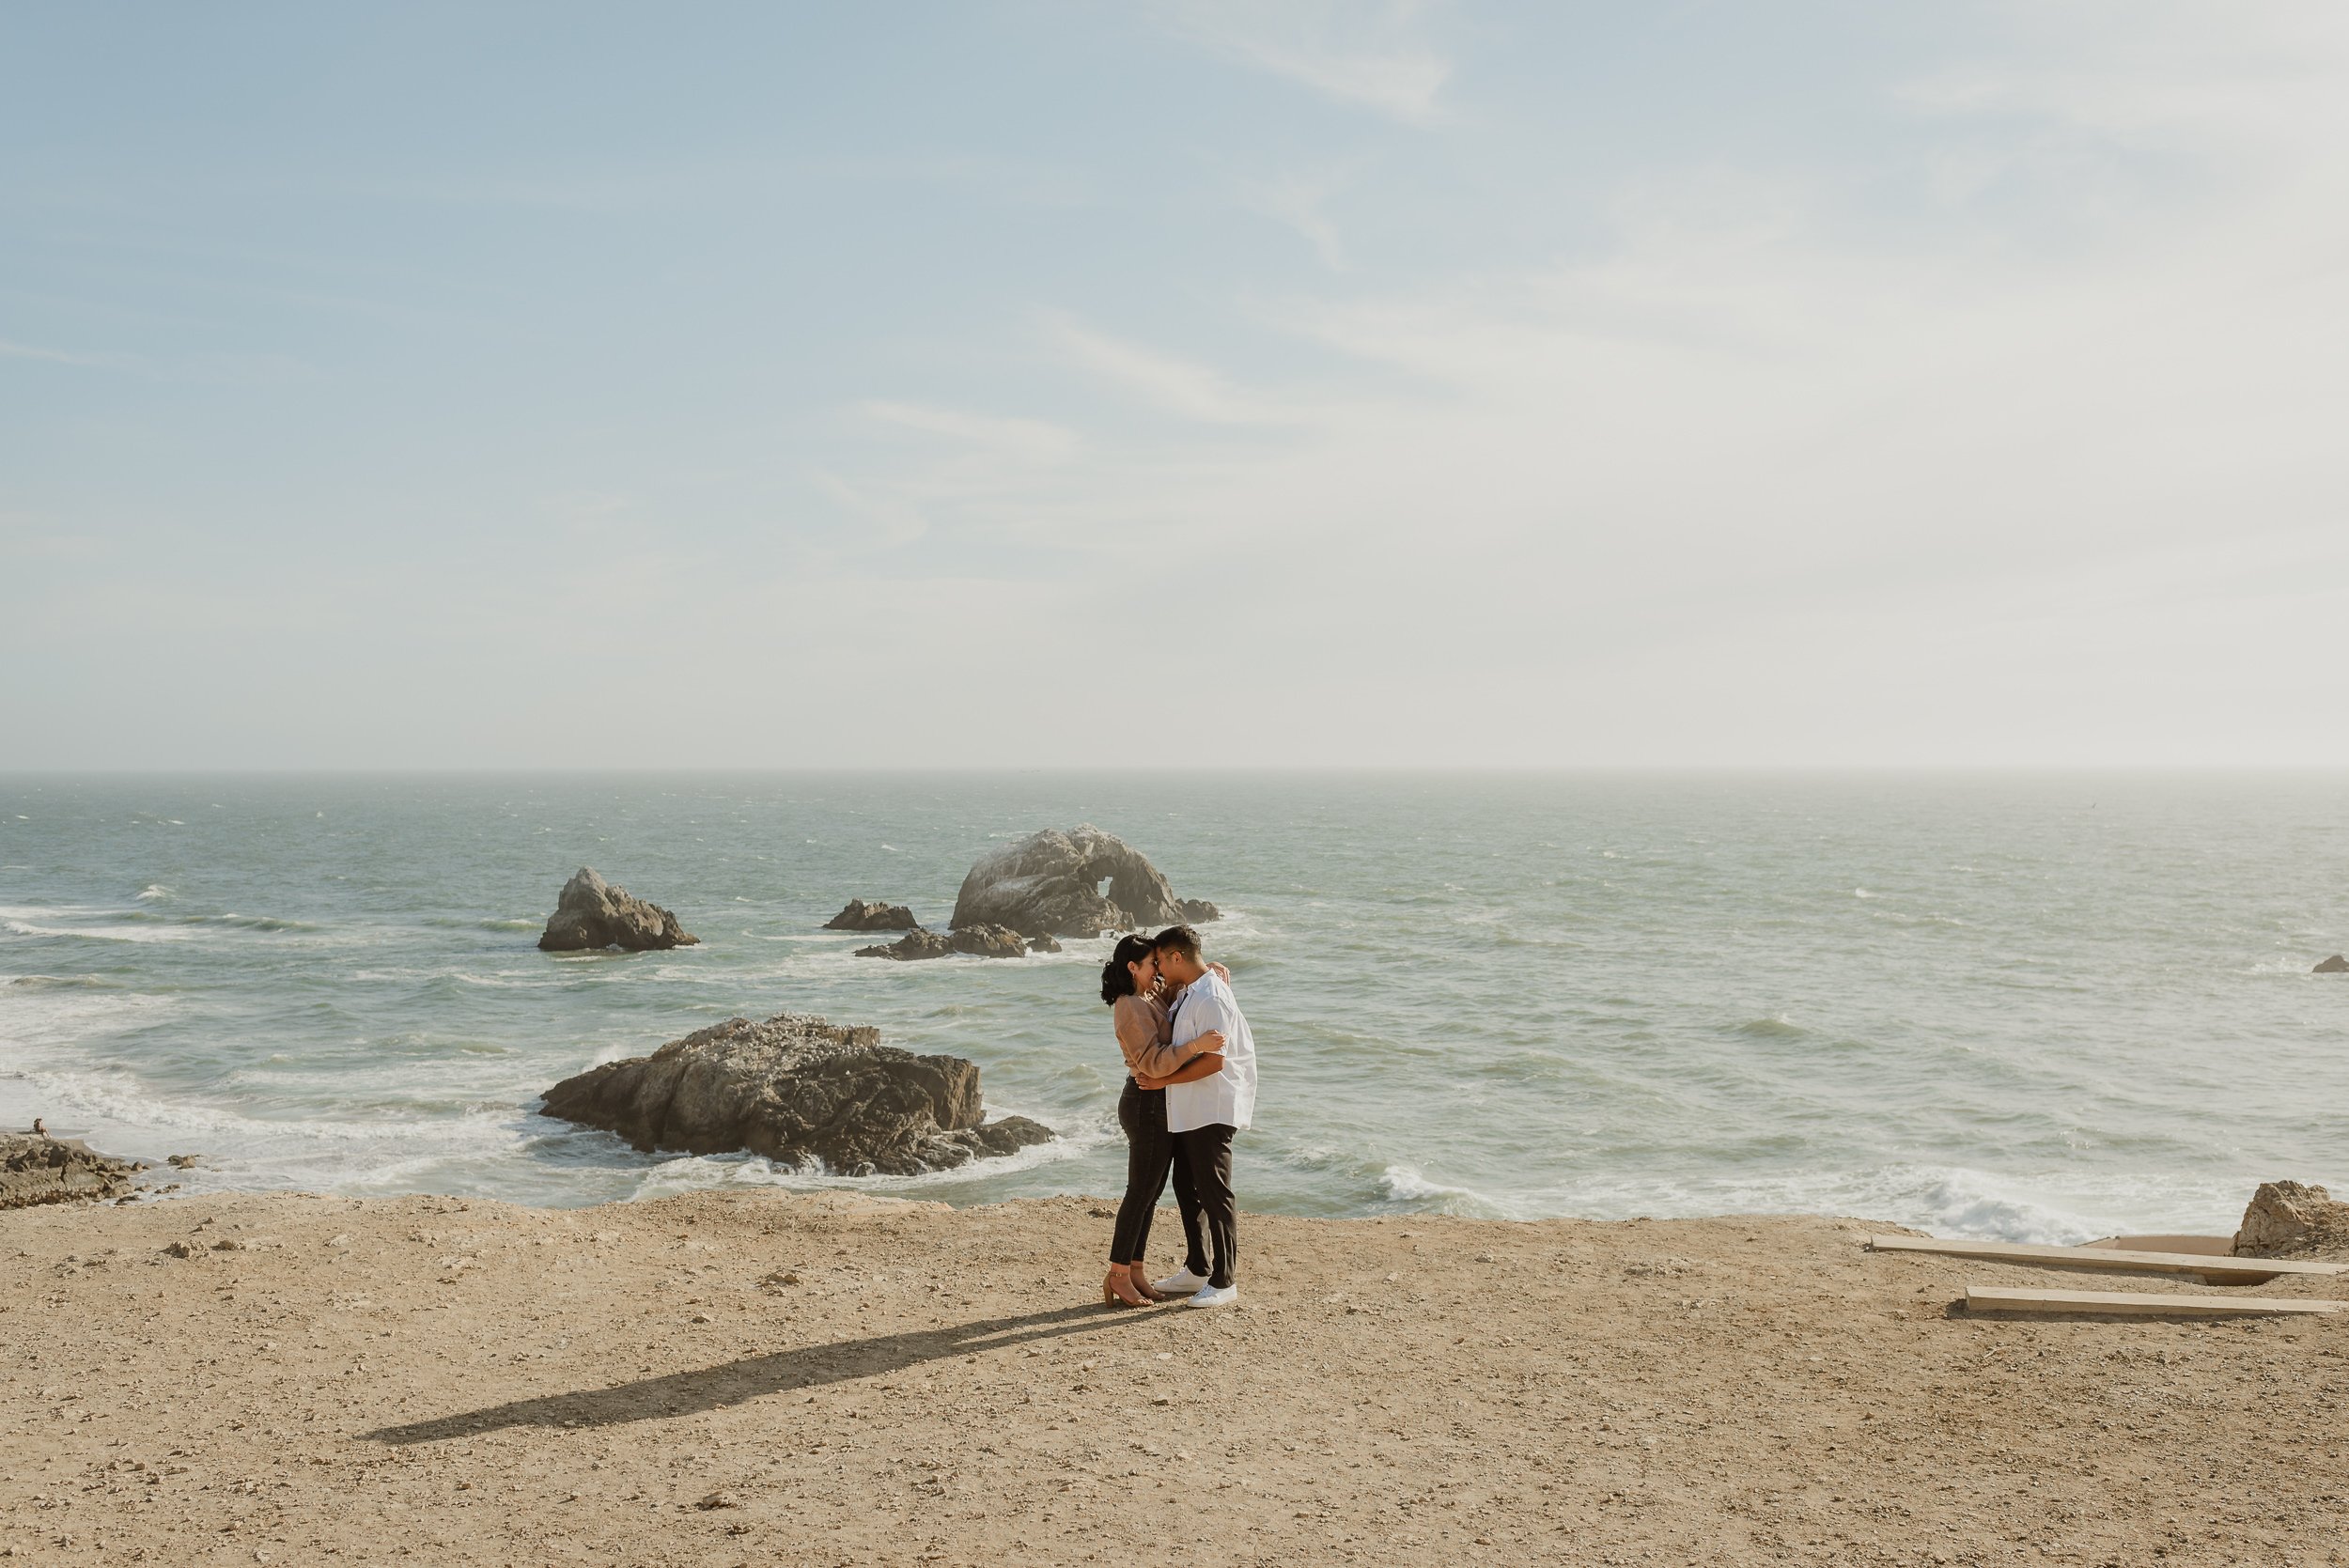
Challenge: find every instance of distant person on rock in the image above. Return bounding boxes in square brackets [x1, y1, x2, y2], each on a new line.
[1147, 924, 1254, 1310]
[1097, 933, 1229, 1309]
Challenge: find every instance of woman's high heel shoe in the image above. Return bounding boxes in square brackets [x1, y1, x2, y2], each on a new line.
[1102, 1268, 1150, 1308]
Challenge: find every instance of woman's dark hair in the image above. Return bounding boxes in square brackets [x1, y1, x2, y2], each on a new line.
[1100, 933, 1156, 1005]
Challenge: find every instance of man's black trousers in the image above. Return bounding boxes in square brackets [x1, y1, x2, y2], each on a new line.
[1174, 1122, 1238, 1289]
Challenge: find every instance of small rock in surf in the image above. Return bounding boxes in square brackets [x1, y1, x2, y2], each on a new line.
[825, 899, 920, 932]
[537, 867, 698, 953]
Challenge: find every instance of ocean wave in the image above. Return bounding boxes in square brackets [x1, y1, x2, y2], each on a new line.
[3, 917, 193, 944]
[135, 883, 174, 902]
[7, 974, 120, 990]
[621, 1114, 1097, 1202]
[1730, 1016, 1809, 1039]
[0, 1065, 527, 1153]
[1378, 1164, 1517, 1219]
[194, 912, 317, 933]
[447, 971, 563, 990]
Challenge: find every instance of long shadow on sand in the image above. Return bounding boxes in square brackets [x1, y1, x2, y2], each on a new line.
[363, 1303, 1159, 1445]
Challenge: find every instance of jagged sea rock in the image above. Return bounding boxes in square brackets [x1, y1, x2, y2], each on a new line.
[1027, 933, 1064, 954]
[853, 924, 1029, 960]
[855, 929, 955, 961]
[826, 899, 919, 932]
[949, 825, 1200, 939]
[2316, 954, 2349, 973]
[2232, 1180, 2349, 1258]
[537, 867, 698, 953]
[1178, 898, 1221, 924]
[1, 1135, 145, 1210]
[951, 923, 1028, 959]
[537, 1012, 1051, 1175]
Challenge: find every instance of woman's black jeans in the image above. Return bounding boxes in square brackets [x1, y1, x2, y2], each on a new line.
[1110, 1078, 1206, 1270]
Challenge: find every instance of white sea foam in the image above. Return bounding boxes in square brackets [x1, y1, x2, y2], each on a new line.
[2, 906, 192, 943]
[1378, 1164, 1516, 1218]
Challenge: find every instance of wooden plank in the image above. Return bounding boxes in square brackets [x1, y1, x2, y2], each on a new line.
[2080, 1234, 2235, 1257]
[1867, 1234, 2345, 1283]
[1966, 1284, 2340, 1318]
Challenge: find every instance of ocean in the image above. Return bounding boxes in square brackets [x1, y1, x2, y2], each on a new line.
[2, 772, 2342, 1243]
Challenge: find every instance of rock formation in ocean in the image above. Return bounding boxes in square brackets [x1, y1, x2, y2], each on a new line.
[948, 825, 1216, 939]
[950, 923, 1028, 959]
[854, 929, 955, 961]
[825, 899, 920, 932]
[2316, 954, 2349, 973]
[537, 867, 698, 953]
[1027, 933, 1063, 954]
[1178, 898, 1221, 924]
[537, 1012, 1051, 1175]
[1, 1134, 145, 1210]
[852, 924, 1031, 960]
[2232, 1180, 2349, 1258]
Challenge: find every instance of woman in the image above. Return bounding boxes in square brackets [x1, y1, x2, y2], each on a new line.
[1098, 933, 1226, 1307]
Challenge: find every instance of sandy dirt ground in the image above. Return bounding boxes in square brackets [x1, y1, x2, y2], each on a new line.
[4, 1190, 2346, 1567]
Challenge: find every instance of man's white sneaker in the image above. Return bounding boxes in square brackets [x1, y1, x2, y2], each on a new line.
[1185, 1281, 1238, 1310]
[1153, 1268, 1209, 1296]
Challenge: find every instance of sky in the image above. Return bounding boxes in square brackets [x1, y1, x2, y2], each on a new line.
[4, 1, 2345, 769]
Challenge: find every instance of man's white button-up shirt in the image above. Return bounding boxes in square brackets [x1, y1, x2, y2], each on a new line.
[1165, 969, 1255, 1134]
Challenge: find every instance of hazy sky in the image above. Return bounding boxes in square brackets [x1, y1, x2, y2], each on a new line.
[5, 3, 2345, 768]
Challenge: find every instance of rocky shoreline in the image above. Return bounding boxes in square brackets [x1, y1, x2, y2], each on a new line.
[0, 1133, 147, 1210]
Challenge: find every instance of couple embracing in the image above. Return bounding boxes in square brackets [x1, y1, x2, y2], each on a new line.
[1097, 924, 1255, 1310]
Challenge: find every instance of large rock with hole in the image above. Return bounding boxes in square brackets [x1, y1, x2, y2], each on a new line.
[537, 1012, 1051, 1175]
[2232, 1180, 2349, 1258]
[1, 1135, 144, 1210]
[826, 899, 919, 932]
[948, 825, 1214, 939]
[537, 867, 697, 952]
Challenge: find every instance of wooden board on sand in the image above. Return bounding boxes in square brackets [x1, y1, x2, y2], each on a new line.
[1965, 1284, 2341, 1318]
[1868, 1234, 2346, 1285]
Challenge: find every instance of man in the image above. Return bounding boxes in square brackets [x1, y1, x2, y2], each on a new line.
[1149, 924, 1255, 1310]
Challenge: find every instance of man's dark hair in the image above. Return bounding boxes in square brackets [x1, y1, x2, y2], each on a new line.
[1150, 924, 1201, 961]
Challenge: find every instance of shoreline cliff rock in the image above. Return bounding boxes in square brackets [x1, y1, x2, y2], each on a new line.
[537, 867, 698, 953]
[1, 1133, 146, 1209]
[2234, 1179, 2349, 1258]
[537, 1012, 1050, 1174]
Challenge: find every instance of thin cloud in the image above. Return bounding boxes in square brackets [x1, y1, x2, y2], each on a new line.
[1157, 0, 1451, 124]
[1238, 169, 1352, 270]
[808, 470, 929, 548]
[0, 337, 145, 371]
[1046, 316, 1315, 427]
[857, 400, 1080, 465]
